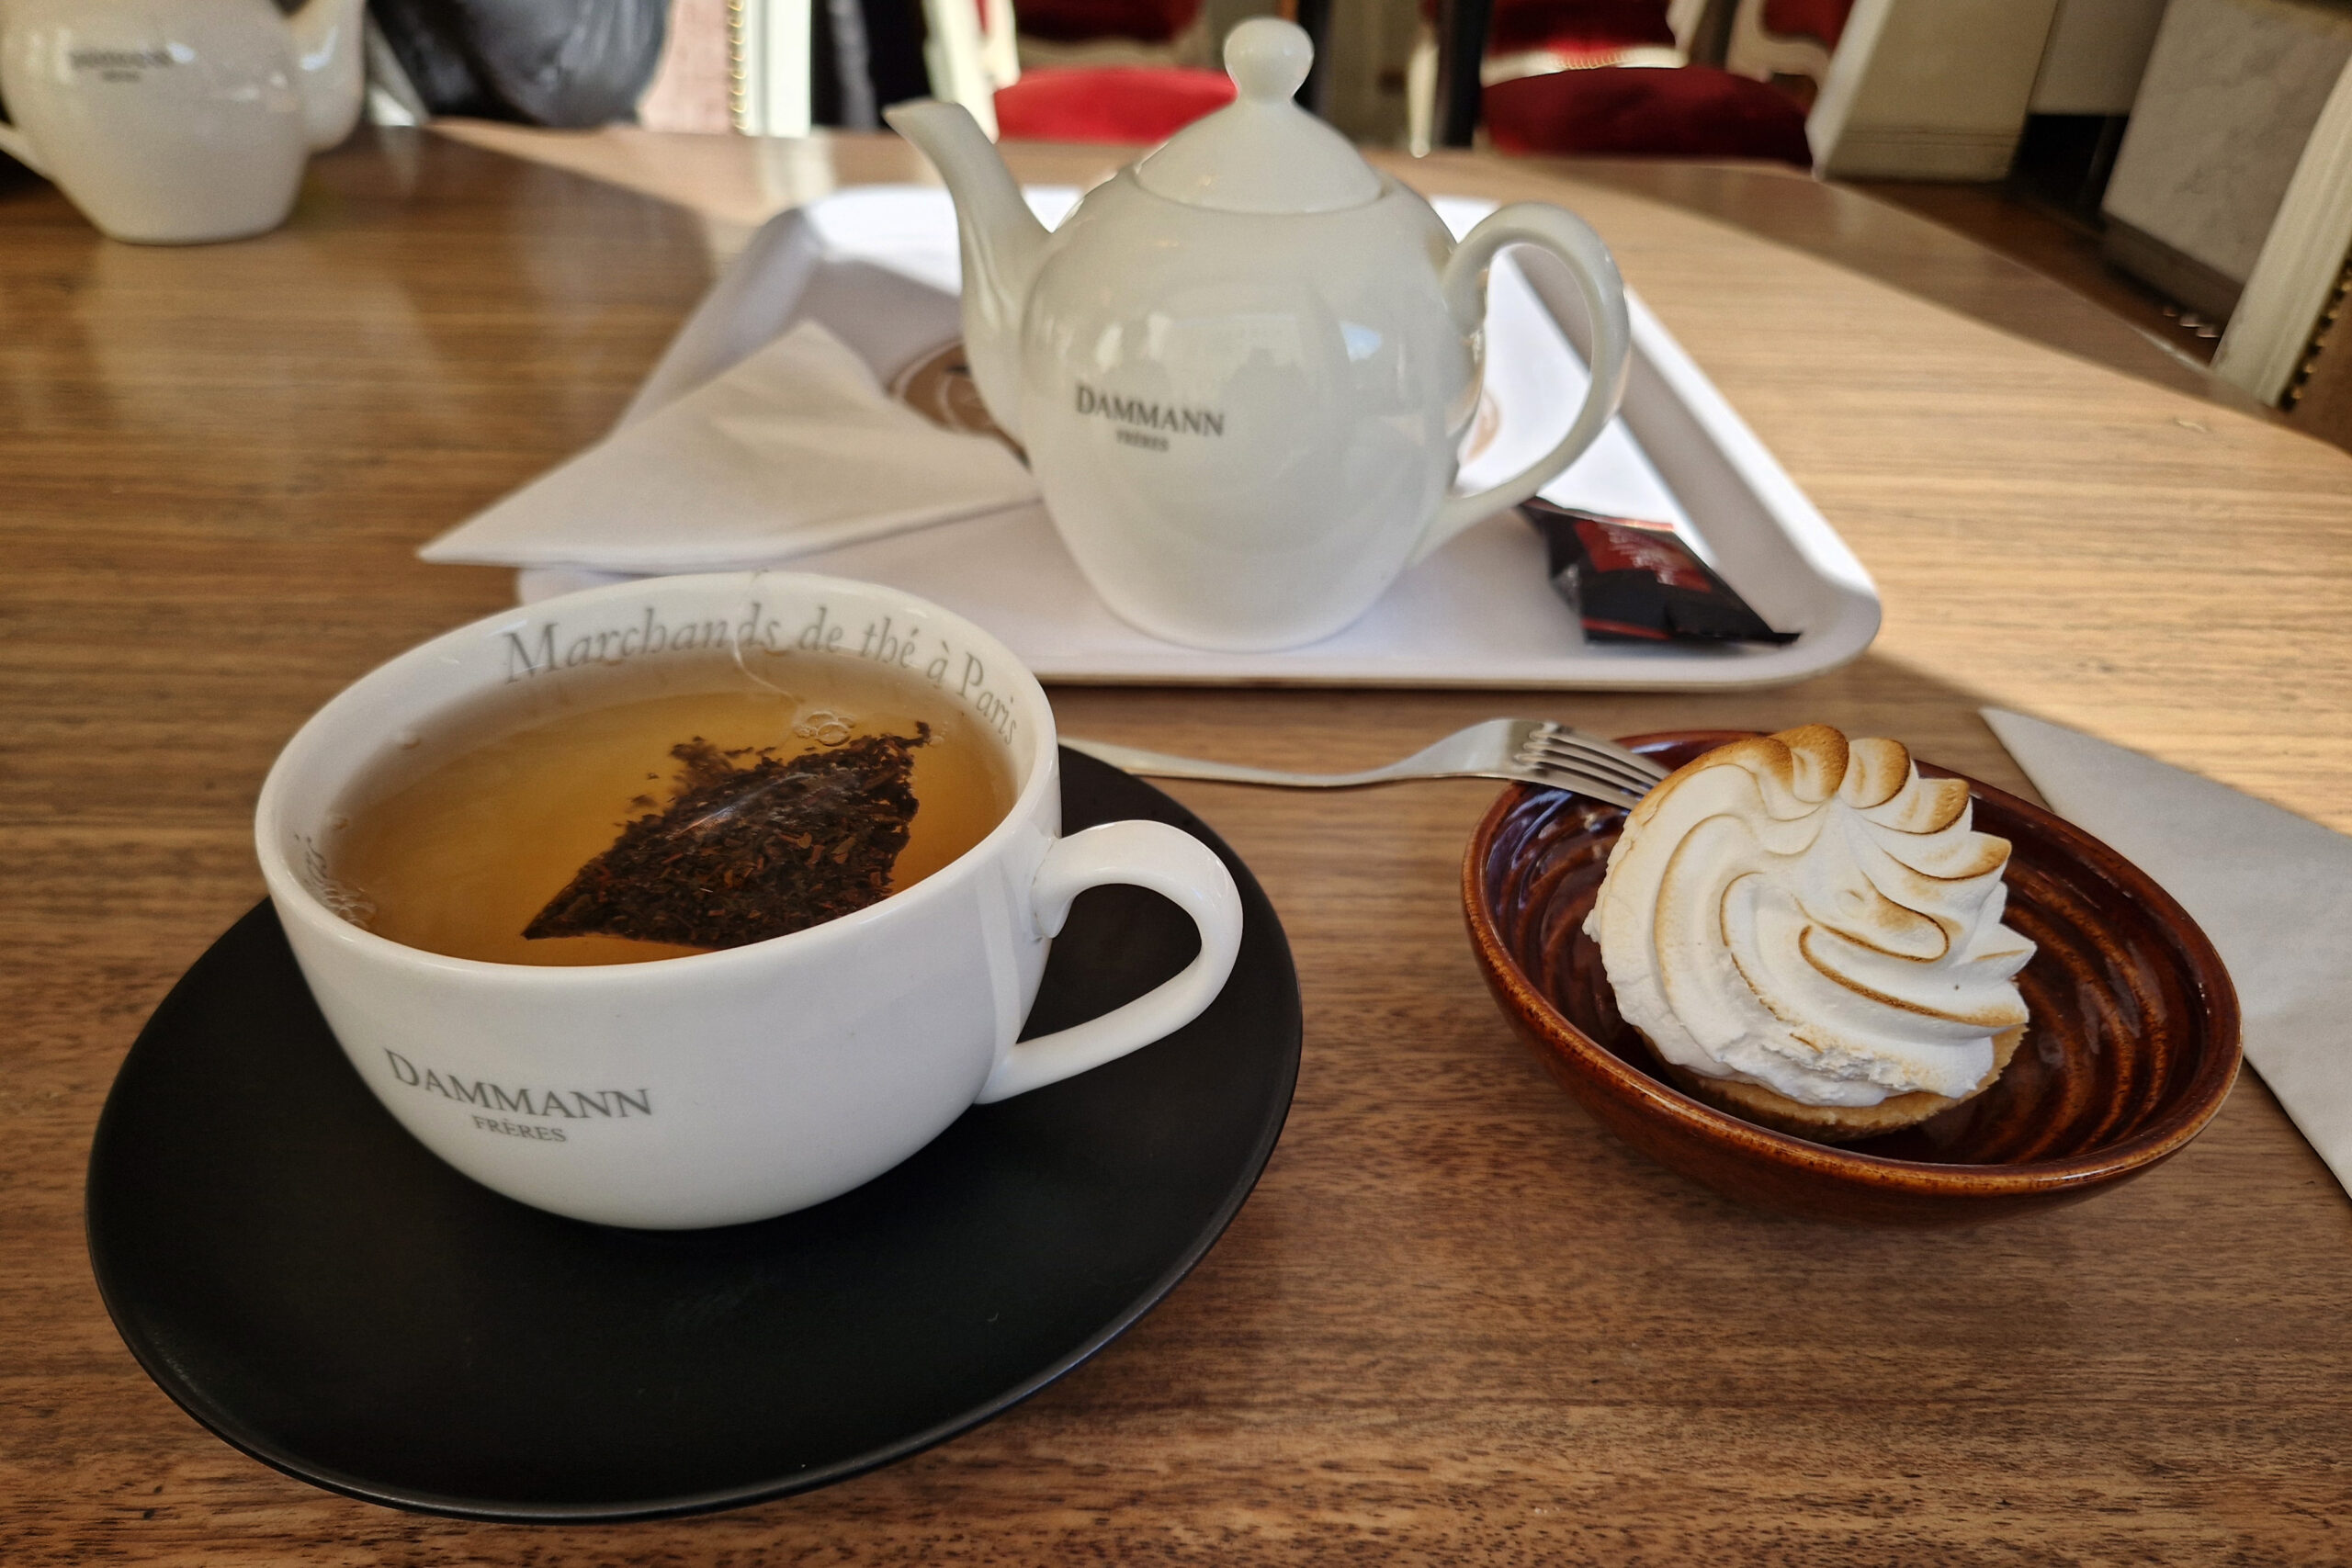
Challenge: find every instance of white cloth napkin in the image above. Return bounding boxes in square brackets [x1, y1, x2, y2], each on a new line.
[419, 321, 1038, 575]
[1983, 708, 2352, 1201]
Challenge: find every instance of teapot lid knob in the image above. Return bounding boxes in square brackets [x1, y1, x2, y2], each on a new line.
[1226, 17, 1312, 102]
[1132, 18, 1383, 214]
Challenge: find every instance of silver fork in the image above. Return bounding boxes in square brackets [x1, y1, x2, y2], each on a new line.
[1065, 720, 1669, 811]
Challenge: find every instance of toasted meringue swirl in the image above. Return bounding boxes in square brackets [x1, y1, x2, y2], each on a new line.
[1586, 726, 2034, 1108]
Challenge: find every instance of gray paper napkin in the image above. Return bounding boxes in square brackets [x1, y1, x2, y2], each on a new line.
[1984, 708, 2352, 1200]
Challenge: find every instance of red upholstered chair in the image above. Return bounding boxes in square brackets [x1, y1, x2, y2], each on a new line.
[920, 0, 1238, 144]
[1408, 0, 1689, 155]
[1487, 0, 1679, 64]
[992, 63, 1235, 142]
[1481, 63, 1815, 166]
[1761, 0, 1852, 48]
[1015, 0, 1201, 44]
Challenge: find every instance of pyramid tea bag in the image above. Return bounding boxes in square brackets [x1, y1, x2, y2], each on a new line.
[526, 729, 930, 950]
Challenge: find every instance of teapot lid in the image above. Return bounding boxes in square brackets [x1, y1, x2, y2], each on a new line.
[1134, 19, 1383, 215]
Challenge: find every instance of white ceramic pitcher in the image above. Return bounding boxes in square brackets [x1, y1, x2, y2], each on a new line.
[0, 0, 364, 244]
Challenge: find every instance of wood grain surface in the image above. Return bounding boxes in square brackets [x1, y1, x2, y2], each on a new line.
[4, 129, 2348, 1566]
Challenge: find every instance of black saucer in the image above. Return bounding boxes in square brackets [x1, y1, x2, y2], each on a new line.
[85, 750, 1299, 1522]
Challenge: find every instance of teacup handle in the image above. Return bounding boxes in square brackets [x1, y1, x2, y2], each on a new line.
[1409, 202, 1634, 567]
[976, 819, 1246, 1103]
[0, 120, 47, 179]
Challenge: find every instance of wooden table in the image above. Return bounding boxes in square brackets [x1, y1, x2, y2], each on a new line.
[6, 129, 2348, 1566]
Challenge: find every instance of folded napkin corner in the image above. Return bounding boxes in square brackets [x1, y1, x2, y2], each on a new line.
[419, 321, 1038, 577]
[1982, 706, 2352, 1202]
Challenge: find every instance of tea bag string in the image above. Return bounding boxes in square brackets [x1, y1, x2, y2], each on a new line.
[727, 635, 854, 747]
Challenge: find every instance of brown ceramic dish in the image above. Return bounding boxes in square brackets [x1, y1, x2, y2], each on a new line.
[1464, 731, 2242, 1226]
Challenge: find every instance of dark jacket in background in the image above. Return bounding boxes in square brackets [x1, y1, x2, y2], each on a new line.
[371, 0, 667, 128]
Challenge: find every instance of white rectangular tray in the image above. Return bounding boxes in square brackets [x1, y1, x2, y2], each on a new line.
[521, 186, 1879, 689]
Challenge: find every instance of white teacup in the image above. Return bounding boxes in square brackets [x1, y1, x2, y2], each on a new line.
[254, 572, 1245, 1229]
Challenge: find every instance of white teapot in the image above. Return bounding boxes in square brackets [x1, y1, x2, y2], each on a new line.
[887, 18, 1631, 652]
[0, 0, 364, 244]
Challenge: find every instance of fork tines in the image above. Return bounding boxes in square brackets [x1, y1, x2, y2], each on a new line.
[1518, 726, 1669, 798]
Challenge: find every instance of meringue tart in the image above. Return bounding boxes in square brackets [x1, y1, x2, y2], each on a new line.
[1585, 725, 2035, 1143]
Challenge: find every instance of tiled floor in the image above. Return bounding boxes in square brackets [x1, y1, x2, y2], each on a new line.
[1850, 179, 2223, 368]
[1561, 157, 2265, 420]
[1846, 175, 2352, 456]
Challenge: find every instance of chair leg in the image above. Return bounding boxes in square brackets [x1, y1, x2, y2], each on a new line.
[1725, 0, 1832, 85]
[1432, 0, 1495, 148]
[1407, 25, 1437, 156]
[919, 0, 1000, 136]
[1290, 0, 1336, 112]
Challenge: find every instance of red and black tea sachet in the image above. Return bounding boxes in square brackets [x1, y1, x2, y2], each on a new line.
[1523, 499, 1797, 646]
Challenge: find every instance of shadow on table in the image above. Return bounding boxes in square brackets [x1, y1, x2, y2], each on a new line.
[1559, 158, 2273, 421]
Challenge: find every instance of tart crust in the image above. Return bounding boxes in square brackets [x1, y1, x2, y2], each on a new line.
[1645, 1025, 2027, 1144]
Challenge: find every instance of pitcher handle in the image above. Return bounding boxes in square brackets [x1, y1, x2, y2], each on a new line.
[975, 819, 1245, 1103]
[0, 120, 47, 178]
[1411, 202, 1633, 567]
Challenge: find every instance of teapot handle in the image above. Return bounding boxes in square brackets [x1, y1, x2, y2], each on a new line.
[1410, 203, 1632, 567]
[0, 119, 46, 179]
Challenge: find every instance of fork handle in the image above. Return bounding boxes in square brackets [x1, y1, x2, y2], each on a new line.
[1064, 738, 1374, 788]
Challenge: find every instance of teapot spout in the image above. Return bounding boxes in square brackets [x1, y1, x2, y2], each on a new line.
[287, 0, 365, 151]
[885, 99, 1048, 441]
